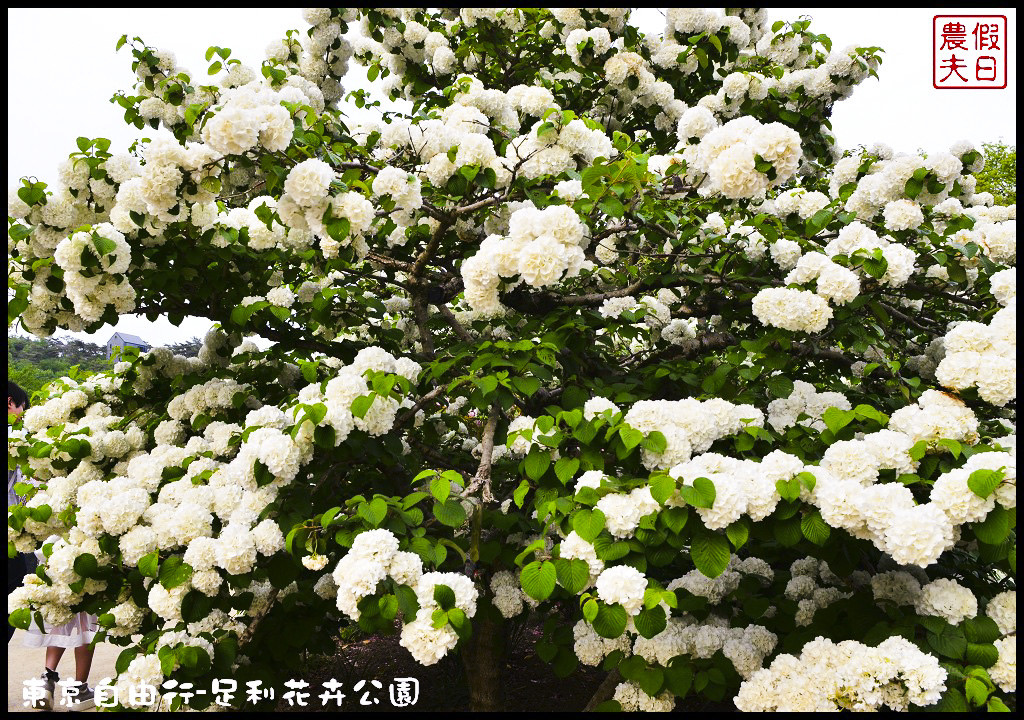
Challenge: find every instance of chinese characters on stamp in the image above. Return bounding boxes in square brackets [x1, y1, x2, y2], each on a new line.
[934, 15, 1007, 89]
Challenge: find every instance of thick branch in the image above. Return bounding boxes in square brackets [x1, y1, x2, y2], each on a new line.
[433, 302, 475, 344]
[463, 405, 499, 503]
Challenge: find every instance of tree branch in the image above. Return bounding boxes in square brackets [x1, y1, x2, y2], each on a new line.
[463, 405, 499, 503]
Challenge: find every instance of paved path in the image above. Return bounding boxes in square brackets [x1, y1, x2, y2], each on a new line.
[7, 630, 119, 713]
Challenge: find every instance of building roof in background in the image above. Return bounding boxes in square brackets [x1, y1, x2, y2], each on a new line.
[109, 332, 150, 346]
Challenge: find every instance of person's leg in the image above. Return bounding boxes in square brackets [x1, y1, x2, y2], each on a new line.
[45, 645, 66, 672]
[74, 644, 95, 683]
[7, 553, 28, 642]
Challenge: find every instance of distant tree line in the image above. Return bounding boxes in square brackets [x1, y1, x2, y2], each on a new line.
[8, 335, 202, 400]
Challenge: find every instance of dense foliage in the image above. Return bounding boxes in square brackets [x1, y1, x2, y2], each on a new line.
[8, 336, 202, 399]
[7, 8, 1016, 712]
[975, 141, 1016, 207]
[8, 336, 110, 399]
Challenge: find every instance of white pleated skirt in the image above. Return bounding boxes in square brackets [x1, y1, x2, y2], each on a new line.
[23, 611, 99, 649]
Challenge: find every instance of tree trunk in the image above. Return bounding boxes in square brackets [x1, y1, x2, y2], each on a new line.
[461, 610, 506, 711]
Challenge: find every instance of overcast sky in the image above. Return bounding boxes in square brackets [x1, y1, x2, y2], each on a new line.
[7, 8, 1016, 347]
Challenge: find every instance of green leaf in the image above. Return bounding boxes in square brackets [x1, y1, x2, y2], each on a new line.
[773, 516, 802, 546]
[967, 468, 1003, 498]
[512, 376, 541, 397]
[73, 553, 98, 579]
[583, 598, 599, 623]
[433, 584, 456, 610]
[619, 426, 644, 450]
[765, 375, 794, 399]
[927, 624, 967, 659]
[963, 617, 1001, 644]
[964, 676, 990, 706]
[725, 520, 749, 550]
[592, 603, 627, 639]
[905, 176, 924, 199]
[691, 529, 730, 578]
[513, 479, 531, 508]
[520, 560, 557, 601]
[776, 477, 801, 502]
[680, 477, 715, 508]
[800, 511, 831, 546]
[637, 666, 665, 697]
[554, 457, 580, 486]
[158, 556, 193, 589]
[664, 660, 693, 698]
[648, 474, 675, 505]
[965, 642, 999, 668]
[138, 552, 159, 578]
[430, 474, 451, 503]
[350, 393, 376, 419]
[987, 696, 1011, 712]
[554, 558, 590, 594]
[972, 505, 1009, 545]
[358, 498, 388, 527]
[936, 688, 968, 712]
[572, 509, 606, 542]
[660, 507, 688, 534]
[525, 449, 551, 481]
[822, 407, 856, 435]
[634, 604, 667, 639]
[8, 607, 31, 630]
[396, 584, 419, 618]
[92, 235, 117, 256]
[433, 499, 467, 528]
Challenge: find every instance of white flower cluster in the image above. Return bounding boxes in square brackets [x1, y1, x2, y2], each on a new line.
[834, 145, 971, 220]
[667, 450, 804, 529]
[767, 380, 851, 433]
[400, 572, 478, 666]
[667, 556, 775, 606]
[558, 531, 604, 584]
[489, 570, 528, 619]
[598, 294, 672, 330]
[888, 390, 980, 446]
[773, 188, 831, 220]
[991, 636, 1016, 694]
[594, 486, 660, 539]
[332, 529, 416, 619]
[506, 113, 614, 180]
[735, 636, 946, 711]
[602, 50, 684, 132]
[371, 165, 423, 213]
[821, 221, 918, 288]
[52, 223, 137, 323]
[931, 450, 1015, 526]
[201, 83, 297, 156]
[632, 614, 778, 679]
[594, 565, 647, 615]
[613, 680, 676, 712]
[623, 398, 764, 470]
[934, 302, 1016, 406]
[808, 416, 1014, 567]
[987, 591, 1016, 636]
[294, 346, 419, 441]
[751, 287, 833, 333]
[683, 117, 802, 199]
[784, 558, 853, 626]
[785, 252, 861, 306]
[914, 577, 979, 625]
[572, 619, 633, 667]
[460, 203, 590, 315]
[582, 396, 620, 421]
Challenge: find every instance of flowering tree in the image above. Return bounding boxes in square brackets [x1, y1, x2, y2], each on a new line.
[7, 8, 1016, 712]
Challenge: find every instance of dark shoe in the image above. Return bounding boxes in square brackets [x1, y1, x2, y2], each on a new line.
[69, 685, 95, 712]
